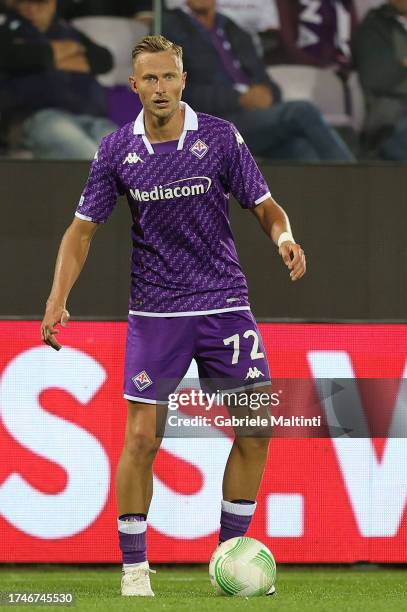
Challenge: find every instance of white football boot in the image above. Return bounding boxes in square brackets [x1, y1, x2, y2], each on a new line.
[121, 561, 156, 596]
[266, 585, 276, 596]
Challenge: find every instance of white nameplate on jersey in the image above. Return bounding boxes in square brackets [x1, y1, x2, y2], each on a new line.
[190, 139, 209, 159]
[132, 370, 153, 391]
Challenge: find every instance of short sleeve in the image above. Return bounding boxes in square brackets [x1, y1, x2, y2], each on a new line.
[75, 137, 120, 224]
[223, 123, 271, 209]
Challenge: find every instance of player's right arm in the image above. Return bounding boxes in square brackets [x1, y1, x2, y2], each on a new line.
[41, 133, 120, 349]
[41, 218, 98, 351]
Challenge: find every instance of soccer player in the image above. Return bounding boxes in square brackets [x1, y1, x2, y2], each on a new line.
[41, 35, 306, 596]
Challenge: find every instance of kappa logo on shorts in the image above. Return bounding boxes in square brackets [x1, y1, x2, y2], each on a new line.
[245, 367, 264, 380]
[190, 139, 209, 159]
[132, 370, 153, 391]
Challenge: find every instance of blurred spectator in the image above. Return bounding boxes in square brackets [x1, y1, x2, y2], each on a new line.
[355, 0, 407, 159]
[132, 0, 153, 26]
[58, 0, 153, 22]
[354, 0, 383, 20]
[0, 0, 116, 158]
[270, 0, 357, 71]
[1, 0, 16, 10]
[162, 0, 354, 161]
[165, 0, 280, 55]
[57, 0, 112, 18]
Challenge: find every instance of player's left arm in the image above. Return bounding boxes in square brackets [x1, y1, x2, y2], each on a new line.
[251, 197, 306, 282]
[224, 122, 305, 281]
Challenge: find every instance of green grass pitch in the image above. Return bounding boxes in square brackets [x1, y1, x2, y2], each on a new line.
[0, 565, 406, 612]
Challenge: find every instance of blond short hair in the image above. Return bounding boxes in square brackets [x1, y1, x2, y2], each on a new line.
[132, 35, 183, 66]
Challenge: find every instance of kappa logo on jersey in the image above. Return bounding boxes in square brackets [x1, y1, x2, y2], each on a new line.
[130, 176, 212, 203]
[123, 152, 145, 165]
[132, 370, 153, 391]
[245, 367, 264, 380]
[234, 130, 244, 145]
[190, 139, 209, 159]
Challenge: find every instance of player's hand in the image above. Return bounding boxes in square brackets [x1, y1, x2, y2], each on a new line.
[41, 303, 70, 351]
[279, 241, 306, 281]
[239, 85, 273, 110]
[50, 40, 85, 62]
[56, 54, 90, 73]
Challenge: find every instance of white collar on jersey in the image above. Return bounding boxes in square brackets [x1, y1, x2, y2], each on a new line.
[133, 101, 198, 154]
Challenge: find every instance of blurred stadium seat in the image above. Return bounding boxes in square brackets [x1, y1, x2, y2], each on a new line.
[267, 65, 364, 132]
[71, 16, 149, 86]
[347, 71, 364, 133]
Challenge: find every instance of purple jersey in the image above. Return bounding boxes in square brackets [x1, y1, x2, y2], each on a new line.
[75, 102, 270, 315]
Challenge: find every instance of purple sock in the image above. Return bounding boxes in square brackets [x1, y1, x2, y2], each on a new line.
[219, 499, 257, 543]
[118, 513, 147, 564]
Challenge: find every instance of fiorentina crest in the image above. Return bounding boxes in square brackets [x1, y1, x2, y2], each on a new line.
[132, 370, 153, 391]
[190, 139, 209, 159]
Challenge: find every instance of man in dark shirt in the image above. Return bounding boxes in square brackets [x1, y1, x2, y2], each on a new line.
[0, 0, 116, 158]
[162, 0, 354, 161]
[356, 1, 407, 159]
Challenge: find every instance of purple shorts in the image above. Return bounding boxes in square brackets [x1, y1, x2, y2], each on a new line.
[123, 309, 271, 404]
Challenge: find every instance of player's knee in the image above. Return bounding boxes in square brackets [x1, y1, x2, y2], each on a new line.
[124, 432, 160, 463]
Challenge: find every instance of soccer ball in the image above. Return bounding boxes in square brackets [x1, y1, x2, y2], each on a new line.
[209, 536, 276, 597]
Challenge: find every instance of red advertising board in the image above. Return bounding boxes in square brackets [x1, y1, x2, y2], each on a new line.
[0, 321, 406, 563]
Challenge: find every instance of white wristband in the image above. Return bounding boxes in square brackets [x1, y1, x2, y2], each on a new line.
[277, 232, 294, 248]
